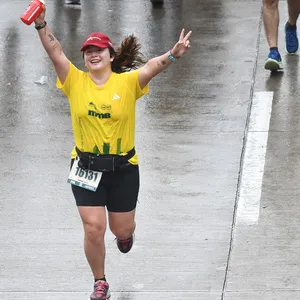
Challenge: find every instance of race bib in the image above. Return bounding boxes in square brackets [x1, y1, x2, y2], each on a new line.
[67, 159, 102, 192]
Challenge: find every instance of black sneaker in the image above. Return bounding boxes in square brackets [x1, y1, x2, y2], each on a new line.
[117, 235, 134, 253]
[151, 0, 164, 6]
[65, 0, 81, 5]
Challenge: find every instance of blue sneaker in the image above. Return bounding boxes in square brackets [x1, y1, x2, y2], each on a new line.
[285, 22, 298, 54]
[264, 49, 283, 71]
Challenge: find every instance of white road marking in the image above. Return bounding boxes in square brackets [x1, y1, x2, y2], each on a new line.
[236, 91, 273, 225]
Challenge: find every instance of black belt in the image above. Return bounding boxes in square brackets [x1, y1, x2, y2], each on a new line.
[75, 147, 136, 172]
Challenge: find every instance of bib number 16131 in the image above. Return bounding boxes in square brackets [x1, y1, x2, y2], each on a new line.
[67, 158, 102, 192]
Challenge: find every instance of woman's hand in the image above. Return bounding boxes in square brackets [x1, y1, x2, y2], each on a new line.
[34, 3, 46, 25]
[171, 29, 192, 58]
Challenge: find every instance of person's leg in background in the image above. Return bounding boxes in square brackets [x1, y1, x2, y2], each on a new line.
[263, 0, 283, 71]
[285, 0, 300, 53]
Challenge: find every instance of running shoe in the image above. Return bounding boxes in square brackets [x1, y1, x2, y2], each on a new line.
[151, 0, 164, 6]
[264, 49, 283, 71]
[90, 280, 111, 300]
[117, 235, 134, 253]
[65, 0, 81, 5]
[285, 22, 299, 54]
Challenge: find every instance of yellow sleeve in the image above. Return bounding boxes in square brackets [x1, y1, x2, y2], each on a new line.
[125, 69, 149, 100]
[56, 62, 81, 98]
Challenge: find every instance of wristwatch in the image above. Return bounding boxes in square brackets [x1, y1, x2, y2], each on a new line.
[35, 21, 47, 30]
[167, 50, 177, 62]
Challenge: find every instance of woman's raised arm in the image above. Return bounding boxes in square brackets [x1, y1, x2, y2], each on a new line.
[138, 28, 192, 90]
[34, 6, 70, 84]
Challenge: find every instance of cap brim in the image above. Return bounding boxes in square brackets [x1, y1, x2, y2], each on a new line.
[81, 42, 110, 51]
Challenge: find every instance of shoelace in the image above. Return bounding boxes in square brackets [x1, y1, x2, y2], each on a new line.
[94, 281, 108, 297]
[118, 237, 131, 244]
[115, 236, 132, 244]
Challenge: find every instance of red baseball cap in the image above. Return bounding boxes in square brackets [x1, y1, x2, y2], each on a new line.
[80, 32, 114, 51]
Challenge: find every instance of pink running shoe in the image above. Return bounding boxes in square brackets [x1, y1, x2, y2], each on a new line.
[90, 280, 111, 300]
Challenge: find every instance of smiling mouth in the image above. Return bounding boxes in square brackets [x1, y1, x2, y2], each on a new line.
[90, 59, 101, 64]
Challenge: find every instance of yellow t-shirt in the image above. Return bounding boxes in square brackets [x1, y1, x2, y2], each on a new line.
[56, 62, 149, 164]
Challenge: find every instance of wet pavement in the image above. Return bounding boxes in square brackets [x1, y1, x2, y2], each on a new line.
[0, 0, 299, 299]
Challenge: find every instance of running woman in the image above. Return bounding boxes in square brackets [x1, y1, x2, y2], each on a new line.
[32, 4, 192, 300]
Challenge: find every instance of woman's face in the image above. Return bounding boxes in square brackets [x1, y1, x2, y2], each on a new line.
[83, 46, 114, 72]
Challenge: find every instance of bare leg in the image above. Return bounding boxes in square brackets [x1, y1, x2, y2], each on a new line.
[287, 0, 300, 26]
[78, 206, 107, 279]
[263, 0, 280, 48]
[108, 209, 136, 240]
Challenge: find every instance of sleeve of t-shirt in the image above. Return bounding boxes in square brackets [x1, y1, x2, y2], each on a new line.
[56, 62, 81, 98]
[126, 68, 149, 100]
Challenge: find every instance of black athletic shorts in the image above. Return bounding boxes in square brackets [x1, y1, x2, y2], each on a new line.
[70, 159, 140, 212]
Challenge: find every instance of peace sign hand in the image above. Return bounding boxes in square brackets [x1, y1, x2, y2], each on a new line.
[171, 29, 192, 58]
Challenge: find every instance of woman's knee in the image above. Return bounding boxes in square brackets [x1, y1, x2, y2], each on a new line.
[78, 206, 107, 244]
[108, 210, 136, 238]
[110, 221, 136, 239]
[83, 222, 106, 244]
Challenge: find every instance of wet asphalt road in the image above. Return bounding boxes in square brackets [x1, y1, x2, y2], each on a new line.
[1, 0, 300, 299]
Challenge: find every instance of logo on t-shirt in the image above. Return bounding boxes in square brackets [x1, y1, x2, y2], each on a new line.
[89, 102, 97, 110]
[101, 104, 111, 110]
[112, 94, 120, 101]
[88, 110, 111, 119]
[88, 101, 111, 119]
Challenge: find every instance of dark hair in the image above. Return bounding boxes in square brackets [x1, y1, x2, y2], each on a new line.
[110, 35, 147, 73]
